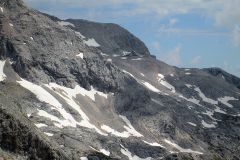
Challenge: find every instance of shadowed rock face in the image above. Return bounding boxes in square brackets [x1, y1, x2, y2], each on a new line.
[203, 67, 240, 89]
[0, 0, 240, 160]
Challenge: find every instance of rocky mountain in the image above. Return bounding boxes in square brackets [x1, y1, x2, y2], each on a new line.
[0, 0, 240, 160]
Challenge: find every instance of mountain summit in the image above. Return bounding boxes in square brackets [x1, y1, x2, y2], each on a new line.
[0, 1, 240, 160]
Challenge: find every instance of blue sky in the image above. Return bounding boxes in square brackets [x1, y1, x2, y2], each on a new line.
[24, 0, 240, 77]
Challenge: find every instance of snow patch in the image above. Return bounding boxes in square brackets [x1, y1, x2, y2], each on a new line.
[46, 83, 108, 135]
[140, 73, 145, 77]
[58, 21, 75, 27]
[201, 120, 216, 128]
[84, 38, 100, 47]
[80, 157, 88, 160]
[37, 109, 69, 128]
[143, 82, 160, 93]
[170, 74, 174, 77]
[47, 83, 107, 102]
[151, 98, 163, 106]
[100, 52, 108, 56]
[123, 70, 135, 78]
[187, 122, 197, 127]
[9, 23, 13, 27]
[76, 52, 84, 59]
[113, 54, 119, 57]
[17, 78, 107, 135]
[201, 110, 216, 120]
[179, 95, 202, 106]
[107, 58, 112, 62]
[121, 145, 151, 160]
[214, 106, 227, 114]
[35, 123, 48, 128]
[101, 116, 142, 138]
[185, 72, 191, 75]
[75, 31, 85, 39]
[121, 57, 127, 60]
[122, 51, 131, 56]
[157, 73, 175, 93]
[0, 7, 3, 13]
[101, 125, 129, 138]
[185, 84, 192, 88]
[194, 87, 218, 105]
[0, 60, 6, 81]
[17, 79, 62, 108]
[143, 140, 166, 148]
[99, 149, 110, 156]
[30, 37, 34, 40]
[164, 139, 203, 154]
[44, 132, 54, 136]
[218, 96, 238, 108]
[131, 58, 142, 61]
[119, 115, 143, 137]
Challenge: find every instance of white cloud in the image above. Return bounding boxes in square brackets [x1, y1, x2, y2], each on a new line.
[233, 25, 240, 46]
[190, 56, 201, 66]
[161, 45, 182, 66]
[169, 18, 178, 26]
[158, 27, 230, 37]
[24, 0, 240, 46]
[151, 41, 161, 52]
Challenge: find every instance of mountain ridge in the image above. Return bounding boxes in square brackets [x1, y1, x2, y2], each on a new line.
[0, 0, 240, 160]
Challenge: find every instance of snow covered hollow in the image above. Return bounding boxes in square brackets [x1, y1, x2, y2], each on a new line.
[218, 96, 238, 108]
[0, 60, 6, 81]
[58, 21, 75, 27]
[101, 115, 143, 138]
[84, 38, 100, 47]
[164, 139, 203, 154]
[17, 77, 145, 138]
[157, 73, 176, 93]
[17, 78, 108, 135]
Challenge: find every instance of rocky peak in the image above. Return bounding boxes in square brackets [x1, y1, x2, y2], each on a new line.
[66, 19, 151, 56]
[0, 0, 25, 10]
[204, 67, 240, 89]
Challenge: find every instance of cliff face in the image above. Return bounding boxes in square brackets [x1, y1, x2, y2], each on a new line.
[0, 0, 240, 160]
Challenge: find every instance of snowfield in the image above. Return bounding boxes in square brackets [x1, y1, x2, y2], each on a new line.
[58, 21, 75, 27]
[164, 139, 203, 154]
[157, 73, 176, 93]
[84, 38, 100, 47]
[218, 96, 238, 108]
[0, 60, 6, 81]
